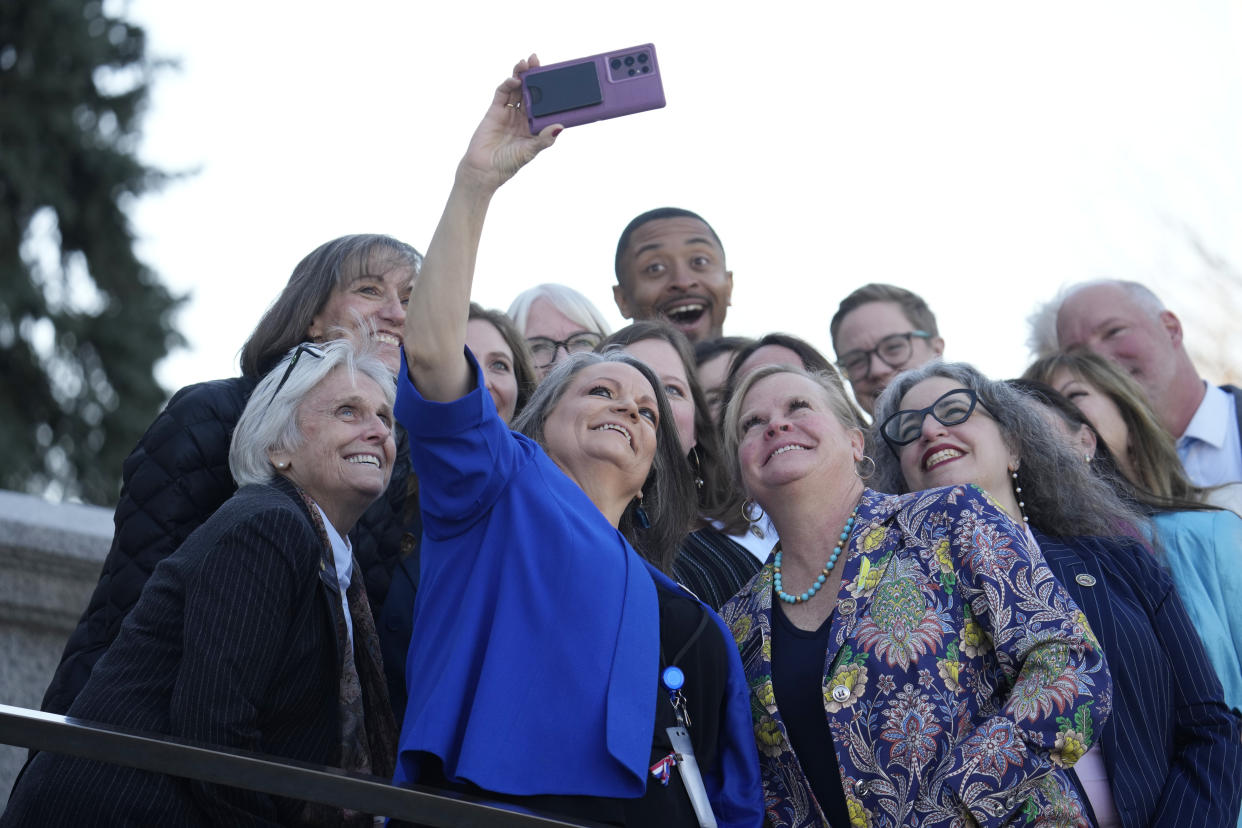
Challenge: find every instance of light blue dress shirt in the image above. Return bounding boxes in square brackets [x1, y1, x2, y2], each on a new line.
[1178, 383, 1242, 487]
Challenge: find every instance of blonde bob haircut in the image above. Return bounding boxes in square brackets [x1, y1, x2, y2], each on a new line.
[721, 364, 864, 488]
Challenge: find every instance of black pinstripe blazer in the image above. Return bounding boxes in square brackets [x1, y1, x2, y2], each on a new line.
[3, 479, 352, 826]
[1035, 530, 1242, 828]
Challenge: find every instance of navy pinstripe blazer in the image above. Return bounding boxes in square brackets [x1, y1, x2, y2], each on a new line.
[1034, 529, 1242, 828]
[2, 479, 351, 826]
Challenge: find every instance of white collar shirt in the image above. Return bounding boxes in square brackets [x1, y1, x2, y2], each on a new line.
[313, 502, 355, 644]
[718, 511, 781, 565]
[1177, 382, 1242, 487]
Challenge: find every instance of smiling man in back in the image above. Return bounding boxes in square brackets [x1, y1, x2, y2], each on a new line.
[1053, 279, 1242, 487]
[613, 207, 733, 343]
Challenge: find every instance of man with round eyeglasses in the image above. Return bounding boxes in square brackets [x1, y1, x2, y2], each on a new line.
[830, 283, 945, 417]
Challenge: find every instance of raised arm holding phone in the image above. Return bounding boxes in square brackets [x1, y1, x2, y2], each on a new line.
[391, 57, 762, 828]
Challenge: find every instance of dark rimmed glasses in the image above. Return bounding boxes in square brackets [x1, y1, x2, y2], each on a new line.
[527, 332, 603, 368]
[265, 342, 325, 411]
[835, 331, 933, 381]
[879, 387, 985, 450]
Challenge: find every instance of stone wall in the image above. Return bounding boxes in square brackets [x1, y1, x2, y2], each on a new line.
[0, 490, 112, 805]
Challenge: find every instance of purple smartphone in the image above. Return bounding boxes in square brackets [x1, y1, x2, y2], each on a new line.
[521, 44, 666, 133]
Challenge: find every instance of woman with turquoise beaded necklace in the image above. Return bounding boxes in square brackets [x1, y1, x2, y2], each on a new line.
[718, 364, 1113, 828]
[773, 511, 854, 604]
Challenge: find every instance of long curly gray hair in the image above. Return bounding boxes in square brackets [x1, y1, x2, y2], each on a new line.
[871, 361, 1147, 539]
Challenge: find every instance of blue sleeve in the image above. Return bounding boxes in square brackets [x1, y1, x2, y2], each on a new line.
[394, 348, 533, 541]
[644, 565, 764, 828]
[1208, 511, 1242, 712]
[703, 606, 766, 828]
[1157, 510, 1242, 716]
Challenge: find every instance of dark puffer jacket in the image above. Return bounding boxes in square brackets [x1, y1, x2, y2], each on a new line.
[40, 375, 415, 715]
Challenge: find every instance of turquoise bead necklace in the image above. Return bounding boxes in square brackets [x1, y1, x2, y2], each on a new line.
[773, 507, 858, 605]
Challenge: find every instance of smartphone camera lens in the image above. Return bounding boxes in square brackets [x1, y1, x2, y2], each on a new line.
[637, 53, 649, 64]
[628, 68, 637, 76]
[641, 65, 651, 73]
[624, 56, 635, 66]
[610, 58, 622, 70]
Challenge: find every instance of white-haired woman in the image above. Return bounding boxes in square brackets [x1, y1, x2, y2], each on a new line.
[508, 282, 613, 380]
[3, 337, 399, 826]
[391, 57, 762, 827]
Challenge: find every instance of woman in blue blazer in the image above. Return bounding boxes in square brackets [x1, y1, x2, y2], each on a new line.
[389, 56, 763, 827]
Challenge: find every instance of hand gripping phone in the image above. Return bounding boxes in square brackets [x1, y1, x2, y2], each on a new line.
[521, 44, 666, 133]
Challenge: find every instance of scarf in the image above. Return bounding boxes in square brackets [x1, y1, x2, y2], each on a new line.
[299, 489, 398, 825]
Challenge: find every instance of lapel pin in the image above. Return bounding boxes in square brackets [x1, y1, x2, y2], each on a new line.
[1075, 573, 1097, 587]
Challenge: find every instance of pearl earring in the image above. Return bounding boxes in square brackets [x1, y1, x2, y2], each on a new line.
[1010, 466, 1029, 524]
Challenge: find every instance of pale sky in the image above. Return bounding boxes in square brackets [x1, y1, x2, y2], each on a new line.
[124, 0, 1242, 396]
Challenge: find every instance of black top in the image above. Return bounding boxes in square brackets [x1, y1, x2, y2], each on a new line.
[395, 581, 731, 827]
[377, 510, 424, 727]
[672, 526, 764, 611]
[771, 603, 851, 828]
[626, 581, 729, 826]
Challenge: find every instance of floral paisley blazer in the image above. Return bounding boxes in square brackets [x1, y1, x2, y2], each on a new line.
[720, 486, 1113, 828]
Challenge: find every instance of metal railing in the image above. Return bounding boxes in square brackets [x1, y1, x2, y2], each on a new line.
[0, 704, 606, 826]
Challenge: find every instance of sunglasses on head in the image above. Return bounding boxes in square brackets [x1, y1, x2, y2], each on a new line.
[264, 342, 326, 413]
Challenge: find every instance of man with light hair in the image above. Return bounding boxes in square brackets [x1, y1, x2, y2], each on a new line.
[1052, 279, 1242, 487]
[829, 283, 945, 416]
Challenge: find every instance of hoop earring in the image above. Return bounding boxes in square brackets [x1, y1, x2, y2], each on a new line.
[741, 498, 766, 539]
[689, 446, 704, 490]
[855, 455, 876, 480]
[1009, 465, 1029, 524]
